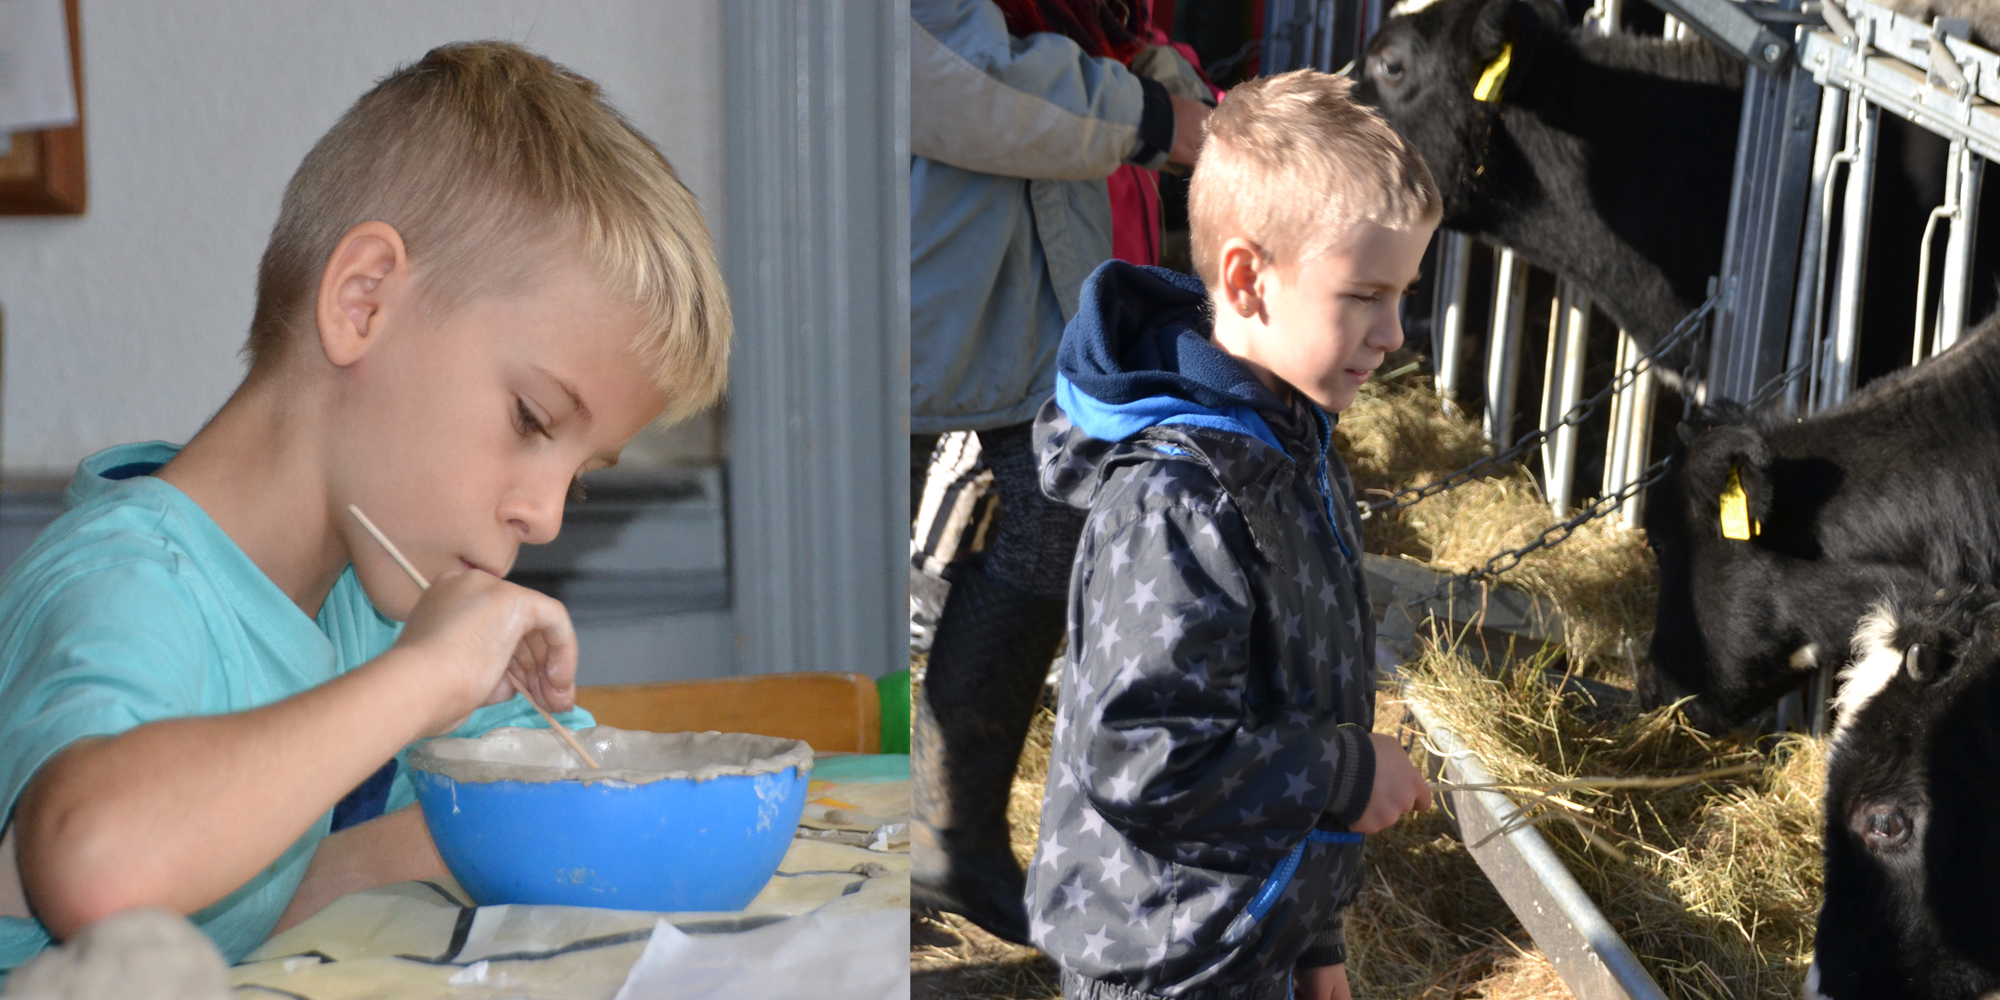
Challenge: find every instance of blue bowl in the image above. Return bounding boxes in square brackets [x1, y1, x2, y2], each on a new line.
[408, 726, 811, 912]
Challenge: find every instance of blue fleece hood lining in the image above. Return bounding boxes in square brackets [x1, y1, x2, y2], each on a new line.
[1056, 374, 1285, 453]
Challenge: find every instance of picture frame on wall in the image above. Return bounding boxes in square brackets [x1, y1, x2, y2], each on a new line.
[0, 0, 86, 216]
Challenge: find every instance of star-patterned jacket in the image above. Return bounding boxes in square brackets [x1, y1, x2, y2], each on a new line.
[1024, 262, 1378, 1000]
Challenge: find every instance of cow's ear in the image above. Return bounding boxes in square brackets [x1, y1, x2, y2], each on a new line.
[1684, 423, 1774, 528]
[1470, 0, 1546, 101]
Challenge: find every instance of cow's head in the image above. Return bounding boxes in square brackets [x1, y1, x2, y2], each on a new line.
[1353, 0, 1563, 223]
[1640, 408, 1800, 729]
[1644, 407, 1933, 728]
[1811, 591, 2000, 999]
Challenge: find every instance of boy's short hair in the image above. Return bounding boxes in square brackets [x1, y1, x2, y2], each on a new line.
[1189, 70, 1441, 288]
[248, 42, 729, 423]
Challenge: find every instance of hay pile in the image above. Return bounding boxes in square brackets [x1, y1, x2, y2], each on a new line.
[1395, 646, 1825, 999]
[1345, 366, 1825, 999]
[913, 365, 1829, 999]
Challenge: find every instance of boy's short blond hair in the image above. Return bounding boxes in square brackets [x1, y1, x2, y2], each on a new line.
[248, 42, 729, 423]
[1189, 70, 1440, 288]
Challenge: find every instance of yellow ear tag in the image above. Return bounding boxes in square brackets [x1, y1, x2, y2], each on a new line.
[1719, 466, 1759, 541]
[1474, 42, 1513, 103]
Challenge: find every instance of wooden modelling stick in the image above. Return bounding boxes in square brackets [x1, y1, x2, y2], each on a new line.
[347, 504, 601, 769]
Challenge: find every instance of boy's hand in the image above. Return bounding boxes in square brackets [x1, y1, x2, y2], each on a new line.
[1352, 732, 1430, 834]
[390, 567, 579, 735]
[1296, 963, 1351, 1000]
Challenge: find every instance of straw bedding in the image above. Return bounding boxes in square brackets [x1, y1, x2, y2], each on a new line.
[913, 366, 1827, 999]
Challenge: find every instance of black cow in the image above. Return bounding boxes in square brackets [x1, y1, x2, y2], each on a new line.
[1641, 313, 2000, 729]
[1354, 0, 1999, 382]
[1810, 588, 2000, 1000]
[1353, 0, 1741, 358]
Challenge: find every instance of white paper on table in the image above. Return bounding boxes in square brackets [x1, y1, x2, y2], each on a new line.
[0, 0, 77, 134]
[612, 906, 909, 1000]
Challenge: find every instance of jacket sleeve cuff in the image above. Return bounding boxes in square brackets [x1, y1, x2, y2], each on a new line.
[1129, 75, 1173, 169]
[1296, 914, 1347, 968]
[1323, 724, 1376, 830]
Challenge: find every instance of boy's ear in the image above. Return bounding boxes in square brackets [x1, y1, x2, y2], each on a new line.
[316, 221, 411, 368]
[1215, 237, 1269, 320]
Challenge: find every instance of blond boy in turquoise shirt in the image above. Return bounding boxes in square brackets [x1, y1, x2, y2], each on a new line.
[0, 42, 730, 978]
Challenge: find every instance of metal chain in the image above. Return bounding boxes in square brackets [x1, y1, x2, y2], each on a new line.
[1367, 295, 1719, 616]
[1360, 296, 1717, 518]
[1389, 453, 1677, 616]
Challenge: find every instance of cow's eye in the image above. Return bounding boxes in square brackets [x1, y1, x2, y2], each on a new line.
[1860, 808, 1912, 850]
[1375, 55, 1405, 82]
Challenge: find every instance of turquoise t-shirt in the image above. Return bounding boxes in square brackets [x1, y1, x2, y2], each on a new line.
[0, 442, 591, 978]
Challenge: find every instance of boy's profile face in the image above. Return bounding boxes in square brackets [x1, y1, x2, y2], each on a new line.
[326, 256, 669, 620]
[1217, 219, 1434, 413]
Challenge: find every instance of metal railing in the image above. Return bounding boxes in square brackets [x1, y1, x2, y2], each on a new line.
[1800, 0, 1990, 404]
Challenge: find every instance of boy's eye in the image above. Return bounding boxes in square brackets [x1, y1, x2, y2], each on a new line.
[515, 398, 552, 439]
[568, 477, 588, 503]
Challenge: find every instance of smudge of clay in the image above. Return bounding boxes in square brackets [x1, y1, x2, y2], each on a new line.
[408, 726, 814, 787]
[754, 772, 788, 831]
[446, 960, 520, 987]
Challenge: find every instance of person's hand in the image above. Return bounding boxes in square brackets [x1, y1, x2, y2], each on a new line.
[390, 567, 579, 735]
[1168, 94, 1211, 166]
[1295, 963, 1352, 1000]
[1352, 732, 1431, 834]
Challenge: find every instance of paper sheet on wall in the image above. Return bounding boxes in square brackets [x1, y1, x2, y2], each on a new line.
[0, 0, 77, 134]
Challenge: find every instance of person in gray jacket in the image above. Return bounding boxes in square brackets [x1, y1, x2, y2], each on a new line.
[1025, 73, 1437, 1000]
[909, 0, 1212, 944]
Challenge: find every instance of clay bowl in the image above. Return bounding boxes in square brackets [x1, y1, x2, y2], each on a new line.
[407, 725, 812, 912]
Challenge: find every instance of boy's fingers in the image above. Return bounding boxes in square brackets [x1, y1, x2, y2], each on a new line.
[522, 592, 579, 703]
[523, 630, 578, 712]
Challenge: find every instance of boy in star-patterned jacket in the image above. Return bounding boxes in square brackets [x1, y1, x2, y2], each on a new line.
[1024, 71, 1441, 1000]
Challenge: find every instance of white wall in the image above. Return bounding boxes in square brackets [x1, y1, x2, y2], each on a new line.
[0, 1, 722, 477]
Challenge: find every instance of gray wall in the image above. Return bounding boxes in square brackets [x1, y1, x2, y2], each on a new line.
[0, 1, 725, 477]
[723, 3, 910, 679]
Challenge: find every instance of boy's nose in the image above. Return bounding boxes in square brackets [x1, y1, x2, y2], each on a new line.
[503, 481, 567, 546]
[1373, 311, 1406, 353]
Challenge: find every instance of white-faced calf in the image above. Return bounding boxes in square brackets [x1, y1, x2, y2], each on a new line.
[1811, 588, 2000, 999]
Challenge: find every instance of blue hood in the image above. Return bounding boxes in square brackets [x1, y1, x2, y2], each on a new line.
[1055, 261, 1289, 453]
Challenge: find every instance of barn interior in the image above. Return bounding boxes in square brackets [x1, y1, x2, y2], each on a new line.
[913, 0, 2000, 996]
